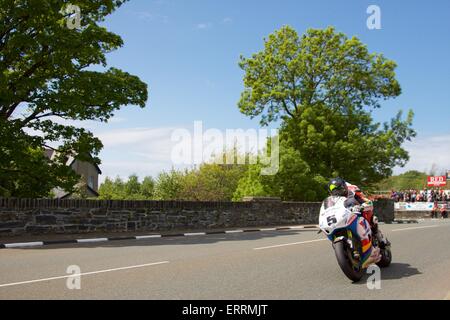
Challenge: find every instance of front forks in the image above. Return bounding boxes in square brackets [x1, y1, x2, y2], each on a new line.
[347, 230, 361, 261]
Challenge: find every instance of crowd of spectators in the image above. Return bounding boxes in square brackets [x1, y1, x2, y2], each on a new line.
[390, 189, 450, 203]
[432, 201, 448, 219]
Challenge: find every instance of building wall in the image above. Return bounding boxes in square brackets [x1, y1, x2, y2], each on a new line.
[71, 160, 99, 192]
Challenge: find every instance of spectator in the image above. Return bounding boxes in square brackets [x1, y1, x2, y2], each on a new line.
[441, 204, 448, 219]
[431, 201, 439, 219]
[386, 188, 450, 203]
[411, 190, 417, 203]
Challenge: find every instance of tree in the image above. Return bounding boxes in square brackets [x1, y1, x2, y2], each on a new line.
[233, 141, 328, 201]
[238, 26, 415, 188]
[124, 174, 141, 199]
[281, 106, 415, 186]
[98, 176, 127, 200]
[181, 163, 247, 201]
[99, 175, 157, 200]
[0, 0, 148, 197]
[140, 176, 155, 199]
[376, 171, 429, 191]
[239, 26, 400, 126]
[153, 170, 186, 200]
[98, 177, 116, 200]
[0, 132, 78, 197]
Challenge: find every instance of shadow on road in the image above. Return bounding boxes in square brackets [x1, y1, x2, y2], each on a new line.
[5, 228, 323, 251]
[379, 263, 422, 280]
[354, 263, 422, 285]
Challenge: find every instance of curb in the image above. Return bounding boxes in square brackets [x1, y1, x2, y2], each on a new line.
[391, 220, 419, 224]
[0, 225, 320, 249]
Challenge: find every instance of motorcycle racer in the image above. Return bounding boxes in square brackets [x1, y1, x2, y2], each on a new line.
[326, 177, 384, 267]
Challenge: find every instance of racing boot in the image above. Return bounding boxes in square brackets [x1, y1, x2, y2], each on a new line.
[371, 216, 391, 249]
[362, 246, 382, 269]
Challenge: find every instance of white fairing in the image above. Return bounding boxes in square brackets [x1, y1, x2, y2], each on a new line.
[319, 196, 358, 236]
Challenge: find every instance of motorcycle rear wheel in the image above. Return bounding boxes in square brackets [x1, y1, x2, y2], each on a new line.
[334, 241, 364, 282]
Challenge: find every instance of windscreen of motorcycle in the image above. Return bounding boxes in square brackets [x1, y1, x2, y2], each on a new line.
[319, 197, 356, 235]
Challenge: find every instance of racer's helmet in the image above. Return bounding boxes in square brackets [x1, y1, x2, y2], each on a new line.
[328, 177, 349, 197]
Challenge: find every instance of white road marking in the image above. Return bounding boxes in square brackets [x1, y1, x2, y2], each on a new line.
[77, 238, 108, 243]
[254, 238, 327, 250]
[260, 228, 277, 231]
[135, 235, 162, 240]
[392, 225, 441, 232]
[225, 230, 244, 234]
[0, 261, 169, 289]
[4, 242, 44, 248]
[184, 233, 206, 236]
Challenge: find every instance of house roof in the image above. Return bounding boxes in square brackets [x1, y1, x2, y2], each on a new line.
[67, 157, 102, 175]
[44, 148, 102, 174]
[44, 148, 54, 159]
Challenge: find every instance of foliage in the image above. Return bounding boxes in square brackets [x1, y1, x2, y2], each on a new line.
[99, 162, 247, 201]
[0, 0, 148, 197]
[233, 141, 328, 201]
[140, 176, 155, 199]
[152, 170, 186, 200]
[99, 175, 155, 200]
[238, 26, 416, 189]
[181, 163, 247, 201]
[376, 171, 429, 191]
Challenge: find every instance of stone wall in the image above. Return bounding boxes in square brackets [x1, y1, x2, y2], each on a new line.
[395, 211, 429, 220]
[0, 198, 320, 237]
[0, 198, 395, 237]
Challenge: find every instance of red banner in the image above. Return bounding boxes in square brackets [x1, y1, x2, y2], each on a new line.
[427, 176, 447, 187]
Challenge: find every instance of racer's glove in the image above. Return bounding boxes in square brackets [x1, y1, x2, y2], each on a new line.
[351, 205, 363, 213]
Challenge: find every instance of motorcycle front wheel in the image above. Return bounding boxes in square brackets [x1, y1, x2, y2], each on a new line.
[334, 241, 364, 282]
[377, 246, 392, 268]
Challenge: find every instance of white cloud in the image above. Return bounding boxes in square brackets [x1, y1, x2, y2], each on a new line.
[106, 117, 126, 124]
[395, 134, 450, 175]
[196, 22, 212, 30]
[96, 127, 189, 182]
[222, 17, 233, 24]
[97, 127, 175, 148]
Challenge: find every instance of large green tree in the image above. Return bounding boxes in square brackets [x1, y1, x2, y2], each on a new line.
[238, 26, 415, 189]
[0, 0, 148, 197]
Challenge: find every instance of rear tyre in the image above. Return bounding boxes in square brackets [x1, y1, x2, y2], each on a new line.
[334, 241, 364, 282]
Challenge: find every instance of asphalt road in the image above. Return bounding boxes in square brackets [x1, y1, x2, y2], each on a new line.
[1, 220, 450, 300]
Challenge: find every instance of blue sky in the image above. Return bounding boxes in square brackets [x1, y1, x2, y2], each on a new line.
[85, 0, 450, 180]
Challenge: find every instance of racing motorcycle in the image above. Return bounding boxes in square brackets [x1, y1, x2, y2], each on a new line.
[319, 196, 392, 282]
